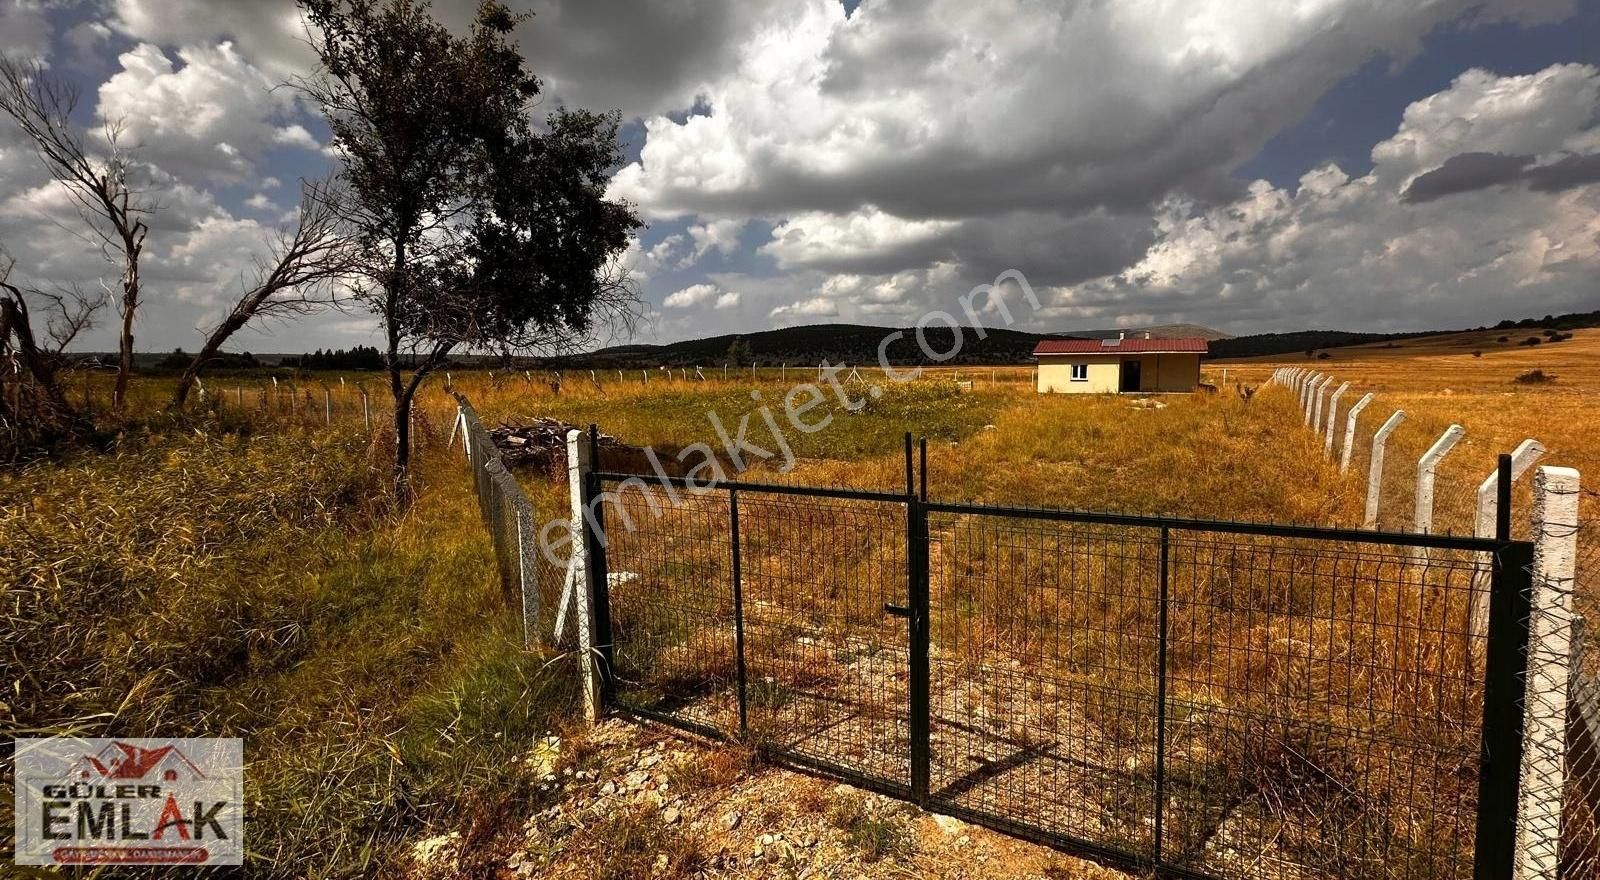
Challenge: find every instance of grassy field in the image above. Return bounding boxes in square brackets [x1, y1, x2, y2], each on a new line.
[2, 332, 1592, 877]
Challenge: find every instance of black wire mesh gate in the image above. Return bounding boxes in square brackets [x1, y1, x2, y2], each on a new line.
[582, 431, 1535, 880]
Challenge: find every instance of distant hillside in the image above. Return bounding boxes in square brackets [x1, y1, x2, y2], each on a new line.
[567, 322, 1226, 367]
[1209, 308, 1600, 359]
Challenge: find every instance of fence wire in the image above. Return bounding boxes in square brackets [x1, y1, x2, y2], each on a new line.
[453, 396, 545, 646]
[1560, 504, 1600, 879]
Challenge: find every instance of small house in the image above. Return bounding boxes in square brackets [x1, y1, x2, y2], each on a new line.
[1034, 335, 1208, 394]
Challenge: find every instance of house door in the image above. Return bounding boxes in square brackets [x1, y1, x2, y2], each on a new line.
[1119, 359, 1141, 392]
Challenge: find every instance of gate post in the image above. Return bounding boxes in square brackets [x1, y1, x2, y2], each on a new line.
[1514, 465, 1581, 880]
[567, 428, 602, 723]
[1153, 526, 1171, 868]
[730, 485, 749, 739]
[1474, 534, 1535, 880]
[906, 434, 931, 804]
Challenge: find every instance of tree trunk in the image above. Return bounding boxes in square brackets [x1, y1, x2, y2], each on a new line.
[0, 296, 90, 439]
[112, 268, 137, 412]
[393, 389, 412, 499]
[170, 310, 251, 410]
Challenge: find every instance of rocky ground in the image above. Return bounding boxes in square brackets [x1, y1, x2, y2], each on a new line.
[405, 718, 1128, 880]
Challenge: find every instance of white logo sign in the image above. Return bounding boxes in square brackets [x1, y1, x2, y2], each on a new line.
[13, 737, 244, 866]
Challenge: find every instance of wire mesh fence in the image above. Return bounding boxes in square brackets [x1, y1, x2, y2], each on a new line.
[452, 395, 545, 646]
[586, 437, 1529, 880]
[1560, 503, 1600, 878]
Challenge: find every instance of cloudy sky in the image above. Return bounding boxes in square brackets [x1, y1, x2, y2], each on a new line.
[2, 0, 1598, 353]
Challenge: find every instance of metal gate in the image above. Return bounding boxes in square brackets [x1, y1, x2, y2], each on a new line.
[583, 430, 1534, 880]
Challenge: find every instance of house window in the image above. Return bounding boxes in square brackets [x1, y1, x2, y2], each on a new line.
[1070, 363, 1088, 381]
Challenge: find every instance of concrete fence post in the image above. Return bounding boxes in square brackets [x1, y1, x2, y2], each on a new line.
[566, 429, 601, 724]
[1414, 424, 1466, 535]
[1310, 375, 1329, 425]
[1412, 424, 1465, 561]
[1468, 439, 1547, 639]
[1304, 374, 1326, 424]
[1364, 409, 1407, 529]
[1323, 382, 1350, 456]
[1341, 393, 1374, 472]
[1298, 372, 1313, 415]
[1312, 376, 1333, 434]
[1514, 465, 1581, 880]
[515, 496, 538, 649]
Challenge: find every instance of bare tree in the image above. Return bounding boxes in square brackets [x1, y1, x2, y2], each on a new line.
[168, 182, 358, 409]
[0, 58, 151, 412]
[0, 253, 99, 442]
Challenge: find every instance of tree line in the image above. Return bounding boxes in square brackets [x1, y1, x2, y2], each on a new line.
[0, 0, 641, 490]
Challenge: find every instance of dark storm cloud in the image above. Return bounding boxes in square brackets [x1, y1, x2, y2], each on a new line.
[518, 0, 787, 118]
[1526, 152, 1600, 193]
[1401, 152, 1533, 202]
[1403, 151, 1600, 202]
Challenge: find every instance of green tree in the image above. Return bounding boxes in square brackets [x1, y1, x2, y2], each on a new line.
[299, 0, 641, 493]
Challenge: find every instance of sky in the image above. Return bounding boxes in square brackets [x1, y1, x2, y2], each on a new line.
[1, 0, 1598, 354]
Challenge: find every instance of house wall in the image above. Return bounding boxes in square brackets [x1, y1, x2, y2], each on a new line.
[1036, 352, 1202, 393]
[1037, 355, 1122, 393]
[1131, 353, 1202, 392]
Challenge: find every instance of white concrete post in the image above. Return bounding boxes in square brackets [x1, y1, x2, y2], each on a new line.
[1513, 465, 1580, 880]
[1468, 439, 1547, 639]
[1302, 374, 1322, 423]
[1340, 393, 1374, 472]
[1364, 410, 1407, 529]
[1312, 376, 1333, 434]
[566, 429, 601, 723]
[1323, 382, 1350, 456]
[1412, 424, 1466, 563]
[1414, 425, 1466, 535]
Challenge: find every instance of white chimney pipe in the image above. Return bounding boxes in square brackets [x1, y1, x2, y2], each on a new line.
[1118, 330, 1125, 340]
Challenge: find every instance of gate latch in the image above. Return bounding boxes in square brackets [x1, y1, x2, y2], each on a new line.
[883, 603, 912, 618]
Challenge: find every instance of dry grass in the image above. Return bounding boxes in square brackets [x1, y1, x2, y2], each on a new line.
[9, 331, 1593, 878]
[0, 409, 577, 877]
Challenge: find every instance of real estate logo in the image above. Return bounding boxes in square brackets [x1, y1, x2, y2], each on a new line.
[13, 737, 243, 866]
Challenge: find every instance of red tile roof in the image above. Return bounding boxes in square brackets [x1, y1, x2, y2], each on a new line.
[1033, 337, 1209, 355]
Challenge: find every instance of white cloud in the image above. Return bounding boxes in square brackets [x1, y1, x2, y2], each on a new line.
[684, 217, 746, 265]
[272, 124, 321, 150]
[768, 296, 838, 321]
[244, 193, 278, 211]
[713, 290, 741, 309]
[761, 207, 959, 272]
[1047, 64, 1600, 333]
[1372, 64, 1600, 189]
[96, 42, 307, 181]
[663, 282, 720, 307]
[610, 0, 1494, 223]
[110, 0, 315, 79]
